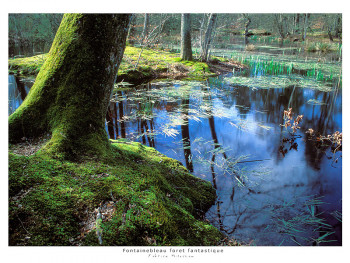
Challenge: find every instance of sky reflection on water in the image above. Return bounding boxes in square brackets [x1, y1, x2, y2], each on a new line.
[9, 71, 342, 246]
[105, 75, 342, 245]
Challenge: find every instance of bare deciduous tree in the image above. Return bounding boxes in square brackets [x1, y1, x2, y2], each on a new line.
[199, 13, 217, 62]
[243, 14, 251, 46]
[140, 13, 149, 46]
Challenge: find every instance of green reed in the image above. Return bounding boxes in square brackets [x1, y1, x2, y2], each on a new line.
[231, 53, 338, 83]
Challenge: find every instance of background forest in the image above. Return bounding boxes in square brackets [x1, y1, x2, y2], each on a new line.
[9, 13, 342, 58]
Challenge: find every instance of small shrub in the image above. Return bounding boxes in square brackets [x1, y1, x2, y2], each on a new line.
[245, 44, 255, 51]
[307, 43, 317, 52]
[317, 42, 331, 53]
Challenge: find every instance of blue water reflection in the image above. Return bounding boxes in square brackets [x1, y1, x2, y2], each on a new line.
[9, 72, 342, 246]
[106, 76, 341, 245]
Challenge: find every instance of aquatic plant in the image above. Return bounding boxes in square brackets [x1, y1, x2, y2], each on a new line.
[229, 51, 341, 85]
[306, 129, 342, 155]
[266, 195, 337, 246]
[225, 75, 334, 92]
[280, 108, 342, 163]
[282, 108, 303, 134]
[307, 99, 327, 105]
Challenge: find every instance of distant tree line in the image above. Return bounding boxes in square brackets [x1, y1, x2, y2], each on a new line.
[8, 13, 63, 57]
[9, 13, 341, 58]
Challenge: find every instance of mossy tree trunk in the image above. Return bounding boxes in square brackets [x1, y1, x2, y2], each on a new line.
[180, 14, 193, 61]
[9, 14, 131, 159]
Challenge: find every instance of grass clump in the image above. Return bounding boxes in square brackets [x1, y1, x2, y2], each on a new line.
[9, 139, 223, 246]
[306, 42, 337, 53]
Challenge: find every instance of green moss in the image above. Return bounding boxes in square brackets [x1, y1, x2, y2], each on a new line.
[9, 46, 217, 84]
[9, 14, 131, 160]
[8, 54, 47, 76]
[9, 140, 223, 246]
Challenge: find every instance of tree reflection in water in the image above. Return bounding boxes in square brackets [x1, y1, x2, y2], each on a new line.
[10, 73, 342, 245]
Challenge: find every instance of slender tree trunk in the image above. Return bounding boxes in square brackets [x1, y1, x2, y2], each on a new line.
[134, 15, 170, 70]
[295, 14, 300, 34]
[127, 14, 136, 45]
[180, 14, 193, 61]
[275, 14, 286, 47]
[335, 15, 342, 40]
[198, 14, 206, 55]
[328, 27, 334, 42]
[292, 14, 296, 34]
[140, 13, 149, 46]
[9, 14, 131, 159]
[244, 15, 251, 46]
[302, 14, 310, 41]
[199, 13, 217, 62]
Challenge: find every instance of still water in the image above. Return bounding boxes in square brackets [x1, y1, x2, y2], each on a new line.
[9, 67, 342, 245]
[8, 75, 33, 115]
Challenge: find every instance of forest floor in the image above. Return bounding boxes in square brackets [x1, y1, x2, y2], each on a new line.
[8, 46, 246, 83]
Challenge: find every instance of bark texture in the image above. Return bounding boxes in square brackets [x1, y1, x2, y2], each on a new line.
[302, 14, 310, 41]
[199, 14, 217, 62]
[244, 15, 251, 46]
[180, 14, 193, 61]
[140, 13, 149, 46]
[9, 14, 131, 158]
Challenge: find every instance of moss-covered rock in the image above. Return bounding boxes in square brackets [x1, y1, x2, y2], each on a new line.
[9, 140, 223, 246]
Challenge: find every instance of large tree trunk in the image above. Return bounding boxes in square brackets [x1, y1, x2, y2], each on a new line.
[199, 14, 217, 62]
[180, 14, 193, 61]
[9, 14, 131, 159]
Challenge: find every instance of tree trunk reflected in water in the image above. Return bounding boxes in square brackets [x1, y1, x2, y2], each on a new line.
[117, 91, 126, 138]
[9, 71, 342, 245]
[180, 96, 193, 172]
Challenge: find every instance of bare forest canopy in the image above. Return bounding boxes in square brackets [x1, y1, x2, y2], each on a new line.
[9, 13, 342, 57]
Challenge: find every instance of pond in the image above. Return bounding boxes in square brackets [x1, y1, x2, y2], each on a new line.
[8, 53, 342, 246]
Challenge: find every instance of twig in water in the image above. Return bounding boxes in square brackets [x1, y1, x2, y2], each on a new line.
[236, 158, 271, 164]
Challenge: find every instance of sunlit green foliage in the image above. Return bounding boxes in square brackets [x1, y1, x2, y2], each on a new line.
[9, 46, 213, 82]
